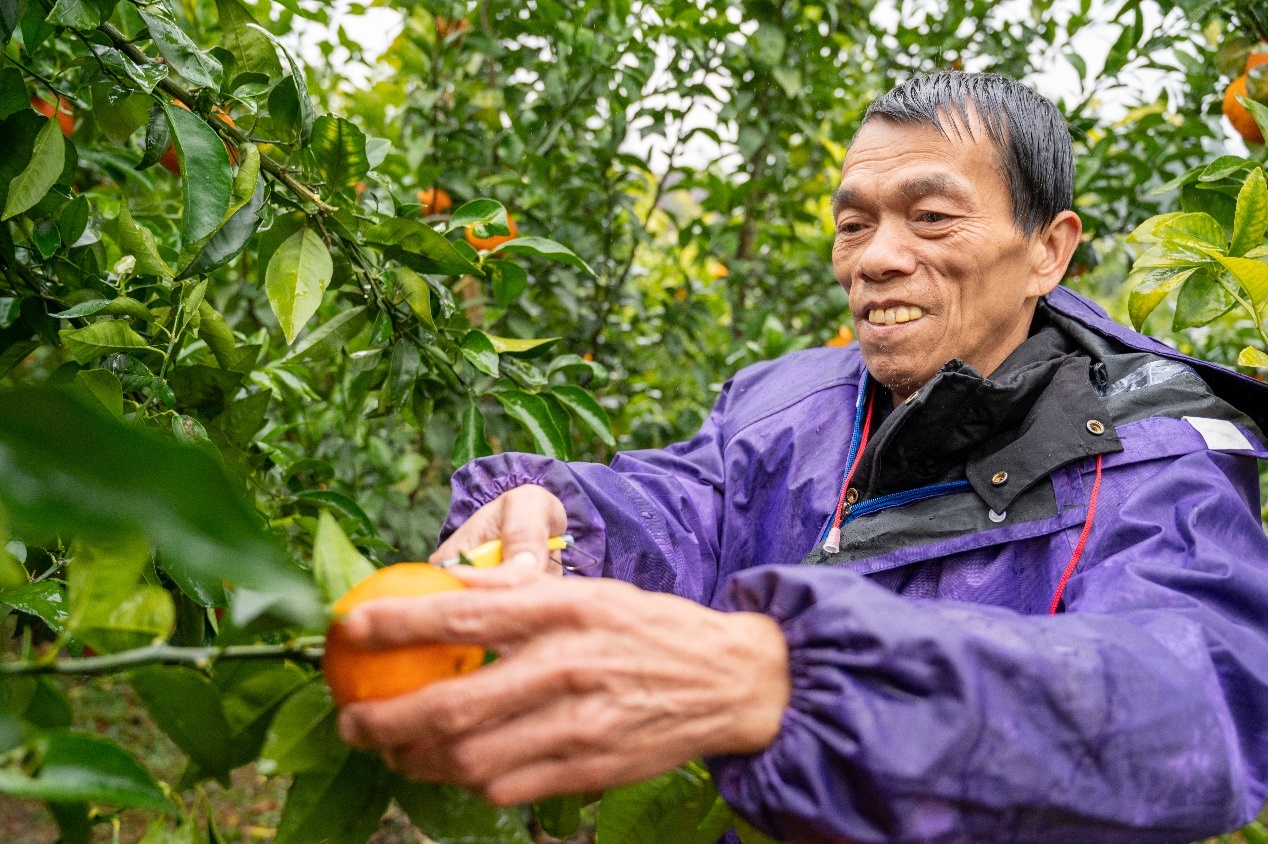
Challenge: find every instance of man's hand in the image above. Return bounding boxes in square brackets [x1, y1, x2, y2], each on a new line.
[336, 574, 790, 806]
[430, 484, 567, 584]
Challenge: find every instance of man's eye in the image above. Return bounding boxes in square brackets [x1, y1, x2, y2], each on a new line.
[837, 222, 865, 234]
[917, 211, 948, 223]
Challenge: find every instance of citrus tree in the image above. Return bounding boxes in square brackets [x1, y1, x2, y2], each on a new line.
[1, 0, 1266, 842]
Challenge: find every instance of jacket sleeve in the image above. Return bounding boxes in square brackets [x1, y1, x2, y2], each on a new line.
[441, 382, 734, 604]
[708, 449, 1268, 844]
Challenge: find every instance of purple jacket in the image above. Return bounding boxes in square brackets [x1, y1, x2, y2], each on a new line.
[442, 286, 1268, 843]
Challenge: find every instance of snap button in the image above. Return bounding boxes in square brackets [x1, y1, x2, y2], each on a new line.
[845, 488, 859, 505]
[991, 471, 1008, 486]
[988, 509, 1007, 523]
[1086, 419, 1105, 435]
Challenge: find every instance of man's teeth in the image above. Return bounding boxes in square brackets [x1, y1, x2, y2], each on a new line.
[867, 305, 924, 325]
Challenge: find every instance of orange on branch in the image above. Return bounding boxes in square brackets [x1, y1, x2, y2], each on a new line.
[418, 186, 453, 215]
[436, 17, 468, 38]
[1224, 75, 1264, 145]
[30, 95, 74, 136]
[1246, 51, 1268, 72]
[465, 215, 519, 252]
[323, 563, 485, 706]
[825, 325, 854, 347]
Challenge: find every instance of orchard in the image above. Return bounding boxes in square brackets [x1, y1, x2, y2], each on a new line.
[1, 1, 1267, 843]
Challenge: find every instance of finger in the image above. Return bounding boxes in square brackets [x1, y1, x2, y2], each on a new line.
[481, 755, 638, 807]
[338, 647, 587, 749]
[497, 485, 567, 573]
[448, 562, 546, 589]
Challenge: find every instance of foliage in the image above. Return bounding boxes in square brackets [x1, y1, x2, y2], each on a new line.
[0, 0, 1266, 842]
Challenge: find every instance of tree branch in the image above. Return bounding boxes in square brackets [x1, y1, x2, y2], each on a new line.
[0, 640, 325, 676]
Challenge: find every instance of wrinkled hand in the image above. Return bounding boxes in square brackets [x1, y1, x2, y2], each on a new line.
[429, 484, 567, 585]
[336, 573, 790, 806]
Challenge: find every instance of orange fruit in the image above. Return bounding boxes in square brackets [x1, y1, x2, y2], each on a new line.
[436, 17, 468, 38]
[1247, 52, 1268, 72]
[31, 95, 74, 136]
[418, 187, 453, 215]
[323, 563, 485, 706]
[465, 215, 519, 252]
[707, 259, 729, 278]
[825, 325, 854, 347]
[1224, 75, 1264, 145]
[160, 101, 239, 175]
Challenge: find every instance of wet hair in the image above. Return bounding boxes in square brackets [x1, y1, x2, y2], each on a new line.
[860, 71, 1074, 237]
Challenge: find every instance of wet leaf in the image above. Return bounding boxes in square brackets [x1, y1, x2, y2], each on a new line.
[59, 321, 152, 365]
[163, 102, 232, 244]
[0, 730, 174, 812]
[551, 385, 615, 447]
[306, 115, 369, 191]
[138, 10, 224, 90]
[495, 390, 569, 458]
[366, 217, 479, 276]
[459, 330, 499, 377]
[266, 227, 333, 344]
[496, 236, 594, 275]
[3, 115, 63, 220]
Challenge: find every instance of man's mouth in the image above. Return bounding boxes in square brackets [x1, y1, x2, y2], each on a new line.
[866, 305, 924, 326]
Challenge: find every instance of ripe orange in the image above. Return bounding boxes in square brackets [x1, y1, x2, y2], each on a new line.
[436, 17, 468, 38]
[707, 259, 729, 279]
[1224, 74, 1264, 145]
[825, 325, 854, 347]
[1247, 52, 1268, 72]
[323, 563, 485, 706]
[159, 101, 239, 175]
[30, 95, 74, 136]
[418, 186, 453, 215]
[465, 215, 519, 252]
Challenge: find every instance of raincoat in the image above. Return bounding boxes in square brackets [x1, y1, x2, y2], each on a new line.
[442, 286, 1268, 843]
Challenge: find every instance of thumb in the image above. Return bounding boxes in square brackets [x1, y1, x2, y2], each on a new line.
[495, 486, 568, 574]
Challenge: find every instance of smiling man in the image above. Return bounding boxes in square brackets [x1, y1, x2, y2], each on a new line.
[339, 73, 1268, 843]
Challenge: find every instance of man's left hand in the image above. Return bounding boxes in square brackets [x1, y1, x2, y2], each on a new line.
[336, 573, 790, 806]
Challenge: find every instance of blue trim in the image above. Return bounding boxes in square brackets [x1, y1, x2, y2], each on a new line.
[842, 480, 972, 524]
[819, 373, 872, 542]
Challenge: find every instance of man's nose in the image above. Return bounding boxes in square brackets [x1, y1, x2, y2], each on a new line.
[855, 219, 917, 282]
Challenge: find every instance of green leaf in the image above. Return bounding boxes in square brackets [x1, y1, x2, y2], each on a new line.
[597, 764, 719, 844]
[394, 779, 533, 844]
[535, 795, 586, 839]
[496, 236, 595, 275]
[390, 267, 434, 326]
[1154, 212, 1227, 253]
[266, 226, 333, 344]
[0, 730, 174, 812]
[91, 48, 169, 94]
[50, 297, 153, 324]
[453, 400, 492, 467]
[306, 115, 369, 191]
[258, 679, 348, 777]
[45, 0, 99, 29]
[3, 115, 64, 220]
[1214, 255, 1268, 306]
[0, 581, 69, 635]
[275, 751, 390, 844]
[130, 667, 235, 784]
[59, 320, 152, 365]
[0, 70, 26, 119]
[484, 334, 558, 357]
[0, 387, 321, 626]
[58, 194, 88, 246]
[489, 260, 528, 307]
[1127, 267, 1195, 330]
[312, 510, 375, 605]
[366, 217, 480, 276]
[215, 0, 282, 81]
[284, 305, 367, 363]
[551, 386, 615, 447]
[248, 23, 313, 146]
[1199, 155, 1250, 182]
[1172, 268, 1235, 330]
[163, 102, 233, 244]
[180, 160, 266, 278]
[459, 330, 499, 377]
[734, 816, 782, 844]
[115, 201, 173, 277]
[67, 534, 175, 654]
[73, 369, 123, 418]
[137, 10, 224, 90]
[1243, 97, 1268, 147]
[196, 301, 238, 370]
[1231, 169, 1268, 257]
[495, 390, 569, 458]
[48, 801, 91, 844]
[1238, 346, 1268, 368]
[448, 199, 508, 231]
[137, 104, 171, 172]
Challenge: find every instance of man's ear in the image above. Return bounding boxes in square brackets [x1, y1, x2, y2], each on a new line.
[1027, 210, 1083, 297]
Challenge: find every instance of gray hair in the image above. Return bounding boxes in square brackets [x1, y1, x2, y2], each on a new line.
[861, 72, 1074, 236]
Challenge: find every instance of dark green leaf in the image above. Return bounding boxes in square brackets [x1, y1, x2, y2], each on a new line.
[366, 217, 480, 276]
[0, 69, 26, 120]
[275, 751, 390, 844]
[131, 667, 234, 784]
[453, 400, 492, 467]
[597, 764, 718, 844]
[1172, 268, 1234, 329]
[1198, 155, 1250, 182]
[196, 301, 238, 370]
[448, 199, 507, 231]
[551, 385, 615, 447]
[248, 23, 313, 146]
[391, 266, 434, 326]
[284, 305, 367, 363]
[48, 801, 91, 844]
[45, 0, 98, 29]
[181, 170, 266, 278]
[73, 369, 123, 418]
[163, 102, 232, 244]
[305, 115, 369, 191]
[495, 390, 569, 458]
[137, 10, 223, 90]
[535, 794, 586, 839]
[266, 227, 333, 345]
[3, 115, 63, 220]
[51, 296, 154, 324]
[136, 104, 171, 172]
[215, 0, 282, 81]
[459, 330, 499, 377]
[489, 260, 528, 307]
[0, 387, 321, 626]
[59, 320, 151, 365]
[496, 236, 594, 275]
[258, 679, 347, 777]
[393, 778, 532, 844]
[0, 730, 174, 812]
[58, 194, 88, 246]
[0, 581, 69, 635]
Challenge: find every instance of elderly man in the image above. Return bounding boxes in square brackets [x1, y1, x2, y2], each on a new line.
[339, 72, 1268, 842]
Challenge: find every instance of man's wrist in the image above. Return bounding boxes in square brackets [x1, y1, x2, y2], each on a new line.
[716, 611, 790, 754]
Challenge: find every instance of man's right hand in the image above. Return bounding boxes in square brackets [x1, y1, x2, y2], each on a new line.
[428, 484, 568, 585]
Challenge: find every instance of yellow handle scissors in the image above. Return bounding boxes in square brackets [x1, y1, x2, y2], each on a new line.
[435, 534, 578, 569]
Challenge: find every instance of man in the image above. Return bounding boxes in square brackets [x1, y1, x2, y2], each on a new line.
[339, 73, 1268, 842]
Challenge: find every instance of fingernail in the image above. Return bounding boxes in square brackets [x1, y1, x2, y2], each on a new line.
[337, 710, 362, 746]
[509, 551, 537, 569]
[342, 609, 369, 641]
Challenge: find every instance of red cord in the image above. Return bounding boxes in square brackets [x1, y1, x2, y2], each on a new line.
[1048, 453, 1104, 614]
[831, 389, 876, 530]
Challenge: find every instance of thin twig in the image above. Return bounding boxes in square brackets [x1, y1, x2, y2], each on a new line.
[0, 640, 325, 676]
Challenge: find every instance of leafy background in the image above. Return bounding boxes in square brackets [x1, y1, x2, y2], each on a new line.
[1, 0, 1267, 842]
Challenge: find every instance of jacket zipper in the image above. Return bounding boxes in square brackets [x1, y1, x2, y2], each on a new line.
[841, 480, 972, 524]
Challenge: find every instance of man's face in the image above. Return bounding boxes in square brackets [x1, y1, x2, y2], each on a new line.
[832, 115, 1050, 401]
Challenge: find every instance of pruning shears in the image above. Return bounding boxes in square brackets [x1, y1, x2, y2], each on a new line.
[435, 534, 595, 571]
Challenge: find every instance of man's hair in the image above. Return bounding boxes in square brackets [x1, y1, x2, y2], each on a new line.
[860, 72, 1074, 237]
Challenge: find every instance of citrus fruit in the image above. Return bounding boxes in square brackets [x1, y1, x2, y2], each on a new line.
[1224, 74, 1264, 145]
[323, 563, 485, 706]
[1247, 52, 1268, 72]
[825, 325, 854, 347]
[465, 215, 519, 252]
[30, 95, 74, 136]
[418, 186, 453, 215]
[436, 17, 468, 38]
